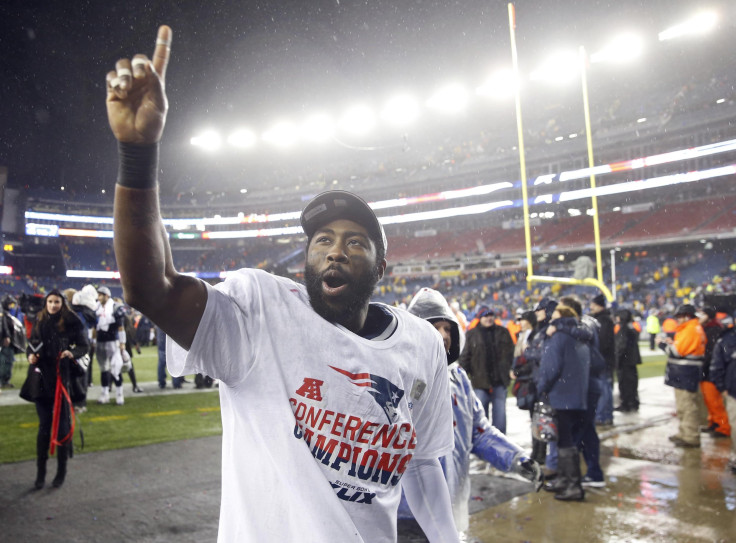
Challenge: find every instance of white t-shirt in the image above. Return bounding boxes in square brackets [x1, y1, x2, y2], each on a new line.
[167, 269, 453, 543]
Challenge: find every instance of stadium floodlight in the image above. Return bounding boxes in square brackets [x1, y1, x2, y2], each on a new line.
[476, 70, 517, 99]
[227, 129, 257, 149]
[530, 51, 578, 84]
[637, 117, 647, 123]
[426, 83, 468, 114]
[590, 33, 643, 64]
[658, 11, 718, 41]
[339, 105, 376, 135]
[262, 121, 299, 147]
[301, 114, 335, 143]
[381, 95, 420, 126]
[191, 130, 222, 151]
[716, 98, 725, 104]
[568, 208, 582, 216]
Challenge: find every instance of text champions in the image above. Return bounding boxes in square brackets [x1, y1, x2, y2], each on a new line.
[290, 398, 416, 490]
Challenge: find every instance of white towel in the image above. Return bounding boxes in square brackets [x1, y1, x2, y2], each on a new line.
[96, 298, 116, 332]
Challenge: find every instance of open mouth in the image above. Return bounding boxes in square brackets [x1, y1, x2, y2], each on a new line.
[322, 270, 349, 296]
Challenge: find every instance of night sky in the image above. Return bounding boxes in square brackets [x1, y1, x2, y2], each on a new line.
[1, 0, 733, 196]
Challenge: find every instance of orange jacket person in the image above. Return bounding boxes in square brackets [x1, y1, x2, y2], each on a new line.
[661, 304, 706, 448]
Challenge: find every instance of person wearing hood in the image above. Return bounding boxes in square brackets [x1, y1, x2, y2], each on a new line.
[535, 304, 590, 501]
[615, 309, 642, 413]
[400, 288, 542, 535]
[27, 290, 89, 489]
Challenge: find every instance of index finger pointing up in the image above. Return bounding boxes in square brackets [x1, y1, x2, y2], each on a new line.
[152, 25, 172, 80]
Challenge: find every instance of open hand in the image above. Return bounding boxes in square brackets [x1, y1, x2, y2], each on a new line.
[106, 25, 172, 143]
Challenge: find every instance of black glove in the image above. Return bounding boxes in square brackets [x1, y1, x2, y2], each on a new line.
[513, 457, 544, 492]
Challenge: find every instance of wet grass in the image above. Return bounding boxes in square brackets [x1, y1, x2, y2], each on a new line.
[0, 390, 221, 463]
[7, 345, 162, 389]
[636, 352, 666, 380]
[1, 345, 221, 464]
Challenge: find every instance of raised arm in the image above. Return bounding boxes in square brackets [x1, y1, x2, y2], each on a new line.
[107, 26, 206, 349]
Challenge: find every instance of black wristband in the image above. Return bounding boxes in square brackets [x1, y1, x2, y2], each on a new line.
[116, 141, 159, 189]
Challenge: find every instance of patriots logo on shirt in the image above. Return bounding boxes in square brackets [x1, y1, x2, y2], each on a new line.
[330, 365, 404, 423]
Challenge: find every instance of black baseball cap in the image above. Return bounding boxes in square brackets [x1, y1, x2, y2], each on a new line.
[300, 191, 387, 256]
[674, 304, 696, 318]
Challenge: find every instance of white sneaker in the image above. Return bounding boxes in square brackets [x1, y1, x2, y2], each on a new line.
[115, 386, 124, 406]
[97, 388, 110, 404]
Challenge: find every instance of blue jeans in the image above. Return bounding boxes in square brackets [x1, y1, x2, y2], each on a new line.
[0, 346, 15, 384]
[546, 441, 558, 470]
[596, 373, 614, 424]
[157, 348, 166, 388]
[474, 386, 507, 434]
[576, 386, 604, 480]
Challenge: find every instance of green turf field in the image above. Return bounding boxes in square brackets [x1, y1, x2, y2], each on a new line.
[0, 345, 668, 464]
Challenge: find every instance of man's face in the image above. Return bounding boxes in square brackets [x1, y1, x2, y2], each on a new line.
[479, 314, 494, 328]
[590, 302, 603, 315]
[535, 308, 546, 323]
[432, 320, 453, 352]
[98, 293, 109, 305]
[304, 219, 385, 325]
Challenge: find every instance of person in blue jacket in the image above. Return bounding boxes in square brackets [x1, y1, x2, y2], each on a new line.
[549, 295, 606, 488]
[399, 288, 542, 536]
[535, 304, 590, 501]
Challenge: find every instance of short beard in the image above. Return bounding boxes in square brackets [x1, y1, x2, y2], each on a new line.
[304, 261, 380, 327]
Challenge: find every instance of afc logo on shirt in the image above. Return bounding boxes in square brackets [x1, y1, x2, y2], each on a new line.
[295, 378, 325, 401]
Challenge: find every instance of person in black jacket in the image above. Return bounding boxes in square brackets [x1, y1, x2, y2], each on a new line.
[590, 294, 615, 425]
[522, 298, 558, 469]
[27, 290, 89, 489]
[615, 309, 642, 412]
[709, 313, 736, 473]
[459, 306, 514, 434]
[698, 306, 729, 438]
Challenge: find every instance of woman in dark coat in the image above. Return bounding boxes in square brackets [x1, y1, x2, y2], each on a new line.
[27, 290, 89, 489]
[535, 304, 590, 501]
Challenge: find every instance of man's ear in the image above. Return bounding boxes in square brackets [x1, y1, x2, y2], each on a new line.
[377, 259, 387, 281]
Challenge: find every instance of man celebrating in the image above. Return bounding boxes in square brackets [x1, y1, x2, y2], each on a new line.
[459, 306, 514, 434]
[106, 26, 457, 543]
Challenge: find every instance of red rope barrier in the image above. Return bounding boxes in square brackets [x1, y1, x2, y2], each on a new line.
[49, 354, 75, 456]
